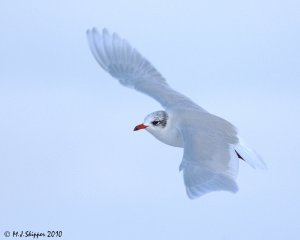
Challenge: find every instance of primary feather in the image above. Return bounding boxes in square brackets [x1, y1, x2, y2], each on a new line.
[87, 28, 201, 110]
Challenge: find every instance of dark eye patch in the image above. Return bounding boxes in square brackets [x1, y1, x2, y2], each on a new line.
[152, 120, 160, 126]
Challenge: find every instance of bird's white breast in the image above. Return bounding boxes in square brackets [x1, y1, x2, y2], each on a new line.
[146, 122, 183, 148]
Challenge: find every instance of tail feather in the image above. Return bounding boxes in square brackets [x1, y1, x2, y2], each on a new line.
[236, 138, 267, 169]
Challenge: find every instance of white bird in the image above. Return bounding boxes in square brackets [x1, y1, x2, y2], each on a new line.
[86, 28, 266, 199]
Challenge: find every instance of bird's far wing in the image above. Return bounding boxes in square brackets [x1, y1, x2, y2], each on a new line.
[178, 111, 240, 199]
[86, 28, 202, 110]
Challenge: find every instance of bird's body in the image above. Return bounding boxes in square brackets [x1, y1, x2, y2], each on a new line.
[87, 28, 266, 199]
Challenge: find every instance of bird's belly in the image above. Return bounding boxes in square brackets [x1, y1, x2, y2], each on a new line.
[148, 128, 183, 148]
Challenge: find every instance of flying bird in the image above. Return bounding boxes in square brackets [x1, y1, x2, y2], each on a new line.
[86, 28, 266, 199]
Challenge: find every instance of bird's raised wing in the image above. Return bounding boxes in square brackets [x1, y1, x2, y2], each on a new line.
[177, 111, 240, 199]
[86, 28, 203, 111]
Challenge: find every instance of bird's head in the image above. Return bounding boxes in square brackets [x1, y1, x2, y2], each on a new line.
[133, 111, 168, 132]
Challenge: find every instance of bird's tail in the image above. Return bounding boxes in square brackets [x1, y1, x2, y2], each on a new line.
[235, 138, 267, 169]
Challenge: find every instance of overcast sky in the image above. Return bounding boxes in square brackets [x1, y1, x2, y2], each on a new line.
[1, 0, 300, 239]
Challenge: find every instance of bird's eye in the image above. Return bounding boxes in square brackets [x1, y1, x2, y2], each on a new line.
[152, 120, 160, 126]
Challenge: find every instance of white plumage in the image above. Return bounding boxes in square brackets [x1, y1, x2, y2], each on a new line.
[87, 28, 266, 199]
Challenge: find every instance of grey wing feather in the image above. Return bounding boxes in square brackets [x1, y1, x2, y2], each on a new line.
[178, 111, 240, 199]
[86, 28, 202, 110]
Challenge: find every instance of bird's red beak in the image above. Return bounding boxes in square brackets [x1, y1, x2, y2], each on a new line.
[133, 123, 148, 131]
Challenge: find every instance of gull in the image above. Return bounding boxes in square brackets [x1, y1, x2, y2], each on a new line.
[86, 28, 266, 199]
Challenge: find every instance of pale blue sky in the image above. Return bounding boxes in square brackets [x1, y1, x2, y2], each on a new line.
[0, 0, 300, 239]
